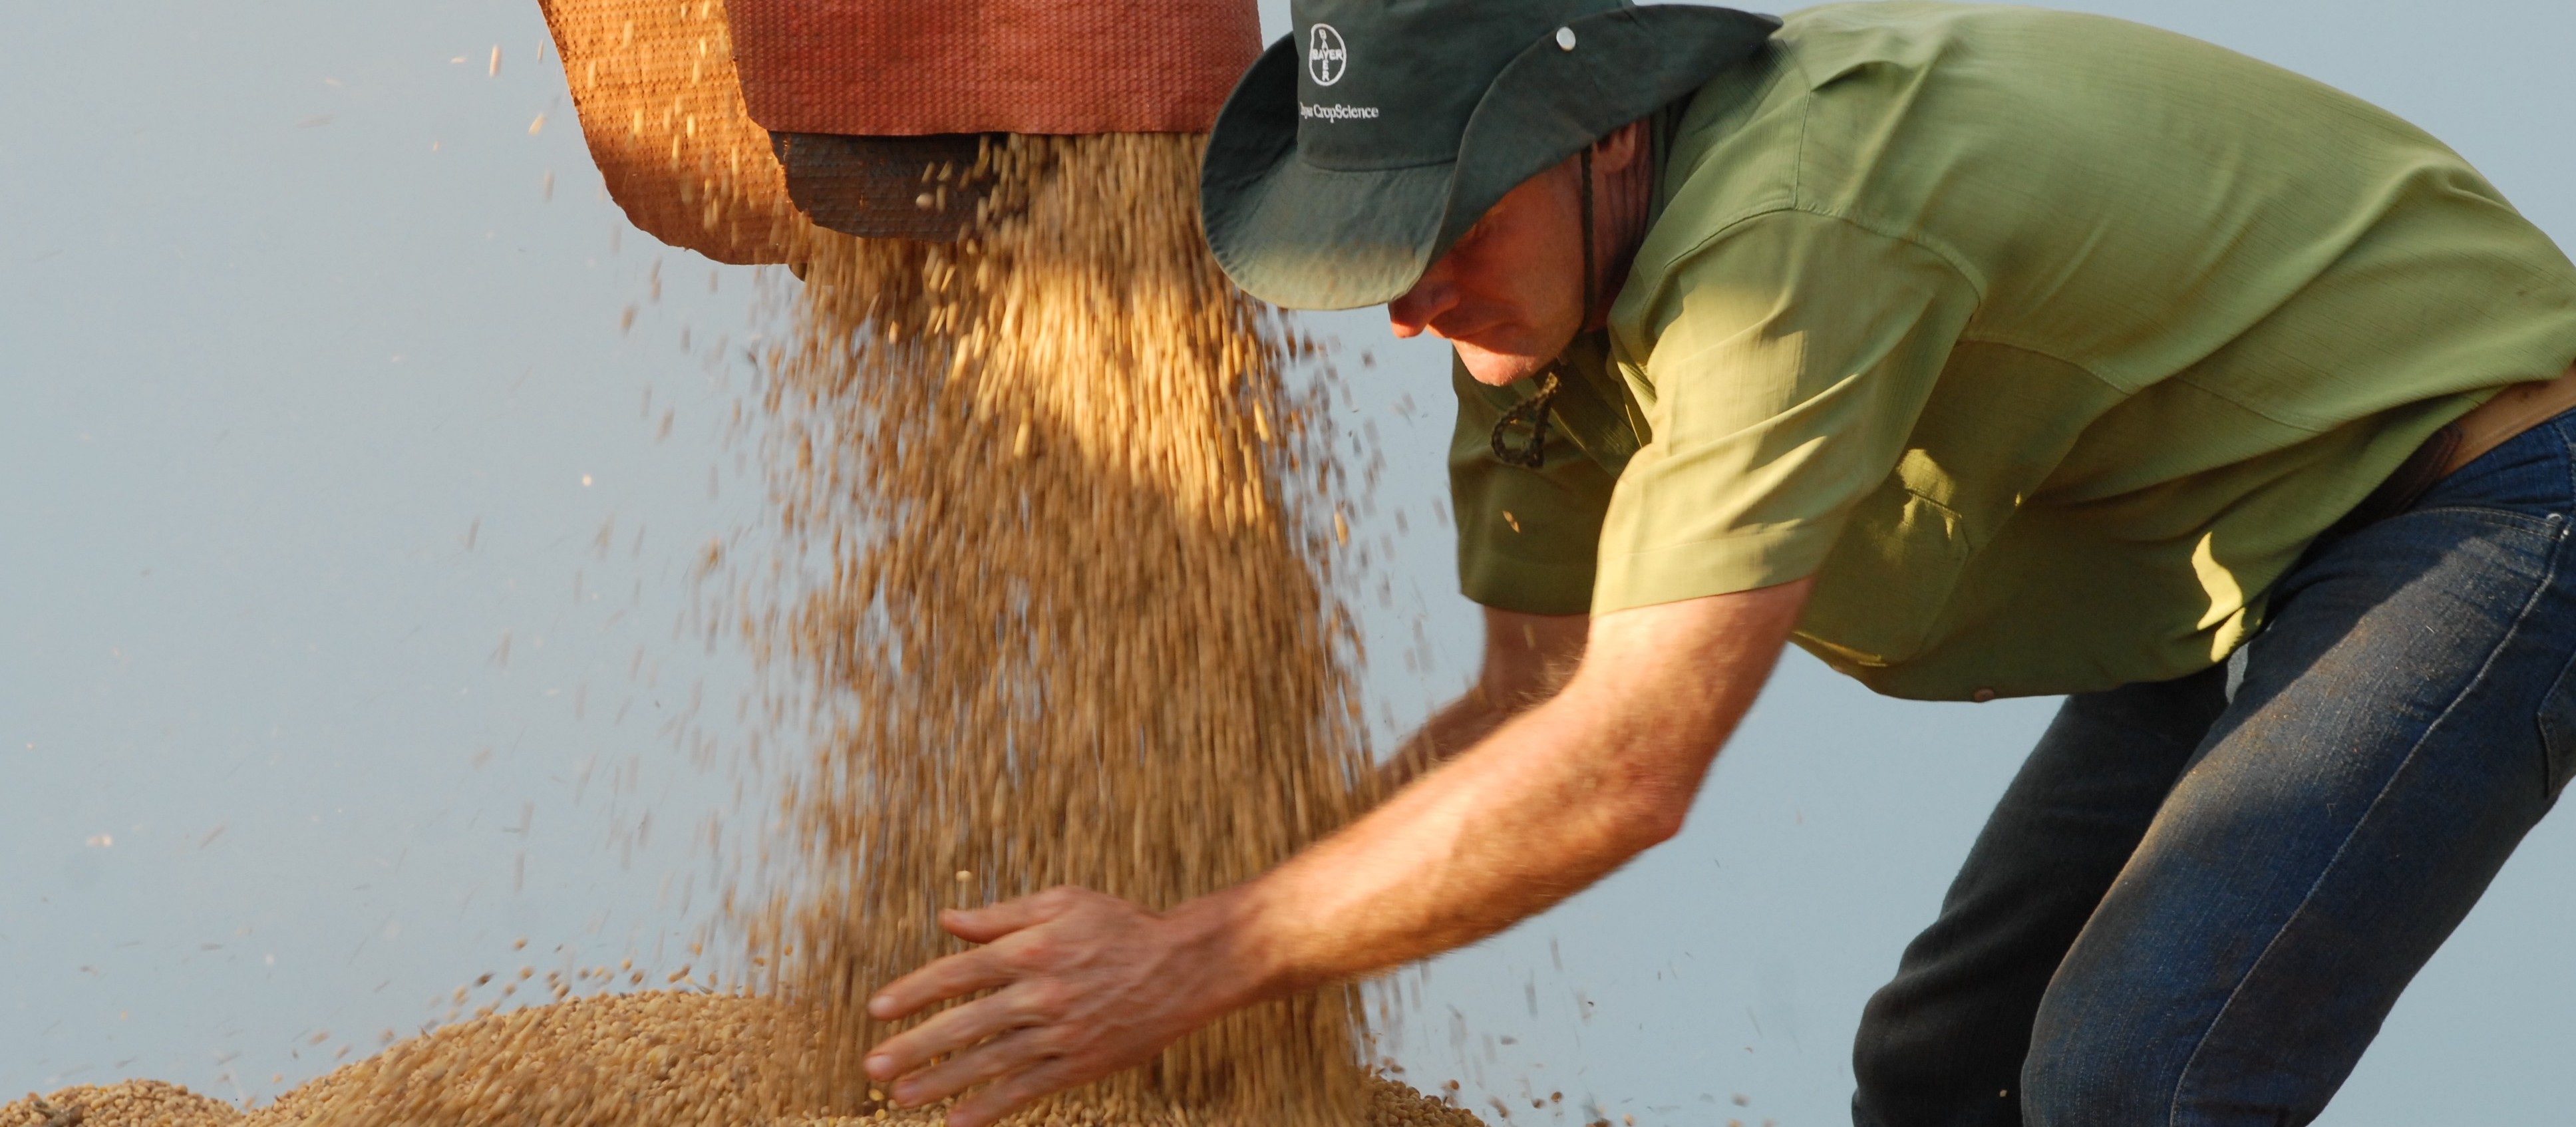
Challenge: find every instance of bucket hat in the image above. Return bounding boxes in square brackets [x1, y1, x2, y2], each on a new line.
[1200, 0, 1778, 310]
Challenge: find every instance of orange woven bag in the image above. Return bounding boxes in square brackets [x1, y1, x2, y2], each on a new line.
[539, 0, 804, 263]
[540, 0, 1261, 255]
[727, 0, 1261, 137]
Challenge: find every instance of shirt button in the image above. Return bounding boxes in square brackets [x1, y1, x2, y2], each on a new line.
[1971, 689, 1998, 703]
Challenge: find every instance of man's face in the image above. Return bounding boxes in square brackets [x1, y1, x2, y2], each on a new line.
[1386, 160, 1585, 388]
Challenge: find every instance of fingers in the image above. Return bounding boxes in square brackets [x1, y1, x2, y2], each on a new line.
[939, 886, 1092, 944]
[876, 890, 1090, 1019]
[947, 1056, 1094, 1127]
[886, 1026, 1047, 1109]
[868, 947, 1014, 1022]
[866, 986, 1042, 1084]
[862, 886, 1152, 1127]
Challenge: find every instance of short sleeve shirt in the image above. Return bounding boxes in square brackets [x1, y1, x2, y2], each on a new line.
[1450, 2, 2576, 700]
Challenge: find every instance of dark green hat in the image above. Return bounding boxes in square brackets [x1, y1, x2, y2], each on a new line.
[1199, 0, 1780, 311]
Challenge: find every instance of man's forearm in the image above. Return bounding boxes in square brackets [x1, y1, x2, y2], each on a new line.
[1376, 687, 1516, 790]
[1380, 609, 1589, 788]
[1194, 581, 1811, 1003]
[1194, 683, 1687, 998]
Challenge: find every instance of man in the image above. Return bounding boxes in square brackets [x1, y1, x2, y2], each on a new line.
[863, 2, 2576, 1124]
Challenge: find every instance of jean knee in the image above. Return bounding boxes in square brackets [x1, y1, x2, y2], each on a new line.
[2019, 1003, 2183, 1127]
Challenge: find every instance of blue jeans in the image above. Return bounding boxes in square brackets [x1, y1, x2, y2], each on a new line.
[1851, 410, 2576, 1127]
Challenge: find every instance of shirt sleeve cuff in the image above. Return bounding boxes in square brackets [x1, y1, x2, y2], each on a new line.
[1590, 520, 1838, 612]
[1459, 546, 1599, 615]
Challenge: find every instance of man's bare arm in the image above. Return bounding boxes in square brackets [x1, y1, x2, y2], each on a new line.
[862, 579, 1811, 1126]
[1214, 579, 1806, 989]
[1380, 608, 1591, 788]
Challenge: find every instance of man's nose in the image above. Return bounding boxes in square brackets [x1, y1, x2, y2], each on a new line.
[1387, 273, 1458, 339]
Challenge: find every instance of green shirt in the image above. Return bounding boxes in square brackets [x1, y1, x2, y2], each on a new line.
[1450, 1, 2576, 701]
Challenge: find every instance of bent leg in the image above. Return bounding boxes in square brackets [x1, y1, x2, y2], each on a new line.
[1852, 668, 2227, 1127]
[2023, 428, 2576, 1126]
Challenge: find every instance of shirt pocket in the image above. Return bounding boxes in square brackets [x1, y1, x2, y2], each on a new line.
[1794, 480, 1972, 668]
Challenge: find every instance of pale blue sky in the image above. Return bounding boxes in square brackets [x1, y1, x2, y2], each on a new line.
[3, 1, 2569, 1121]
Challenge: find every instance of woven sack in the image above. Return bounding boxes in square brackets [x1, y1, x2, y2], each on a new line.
[540, 0, 1259, 250]
[727, 0, 1261, 136]
[538, 0, 805, 263]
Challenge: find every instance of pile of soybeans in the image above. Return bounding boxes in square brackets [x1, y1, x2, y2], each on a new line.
[20, 40, 1488, 1127]
[6, 996, 1470, 1127]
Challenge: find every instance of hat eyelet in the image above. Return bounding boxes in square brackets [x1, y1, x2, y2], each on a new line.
[1554, 26, 1577, 51]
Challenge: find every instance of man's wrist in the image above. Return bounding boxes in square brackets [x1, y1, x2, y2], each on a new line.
[1163, 884, 1301, 1015]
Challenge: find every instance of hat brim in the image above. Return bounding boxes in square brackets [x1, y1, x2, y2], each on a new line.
[1201, 6, 1783, 311]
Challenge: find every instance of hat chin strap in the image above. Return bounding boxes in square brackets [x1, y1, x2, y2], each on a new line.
[1488, 148, 1593, 472]
[1579, 146, 1597, 329]
[1489, 140, 1631, 470]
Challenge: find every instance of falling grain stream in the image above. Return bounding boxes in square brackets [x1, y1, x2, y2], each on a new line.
[738, 133, 1382, 1125]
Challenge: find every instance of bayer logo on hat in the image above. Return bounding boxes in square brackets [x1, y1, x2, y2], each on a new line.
[1307, 24, 1348, 86]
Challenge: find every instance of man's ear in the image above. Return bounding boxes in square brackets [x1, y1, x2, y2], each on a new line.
[1592, 119, 1649, 172]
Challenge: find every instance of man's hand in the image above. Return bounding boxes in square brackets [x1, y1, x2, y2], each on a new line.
[863, 886, 1259, 1127]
